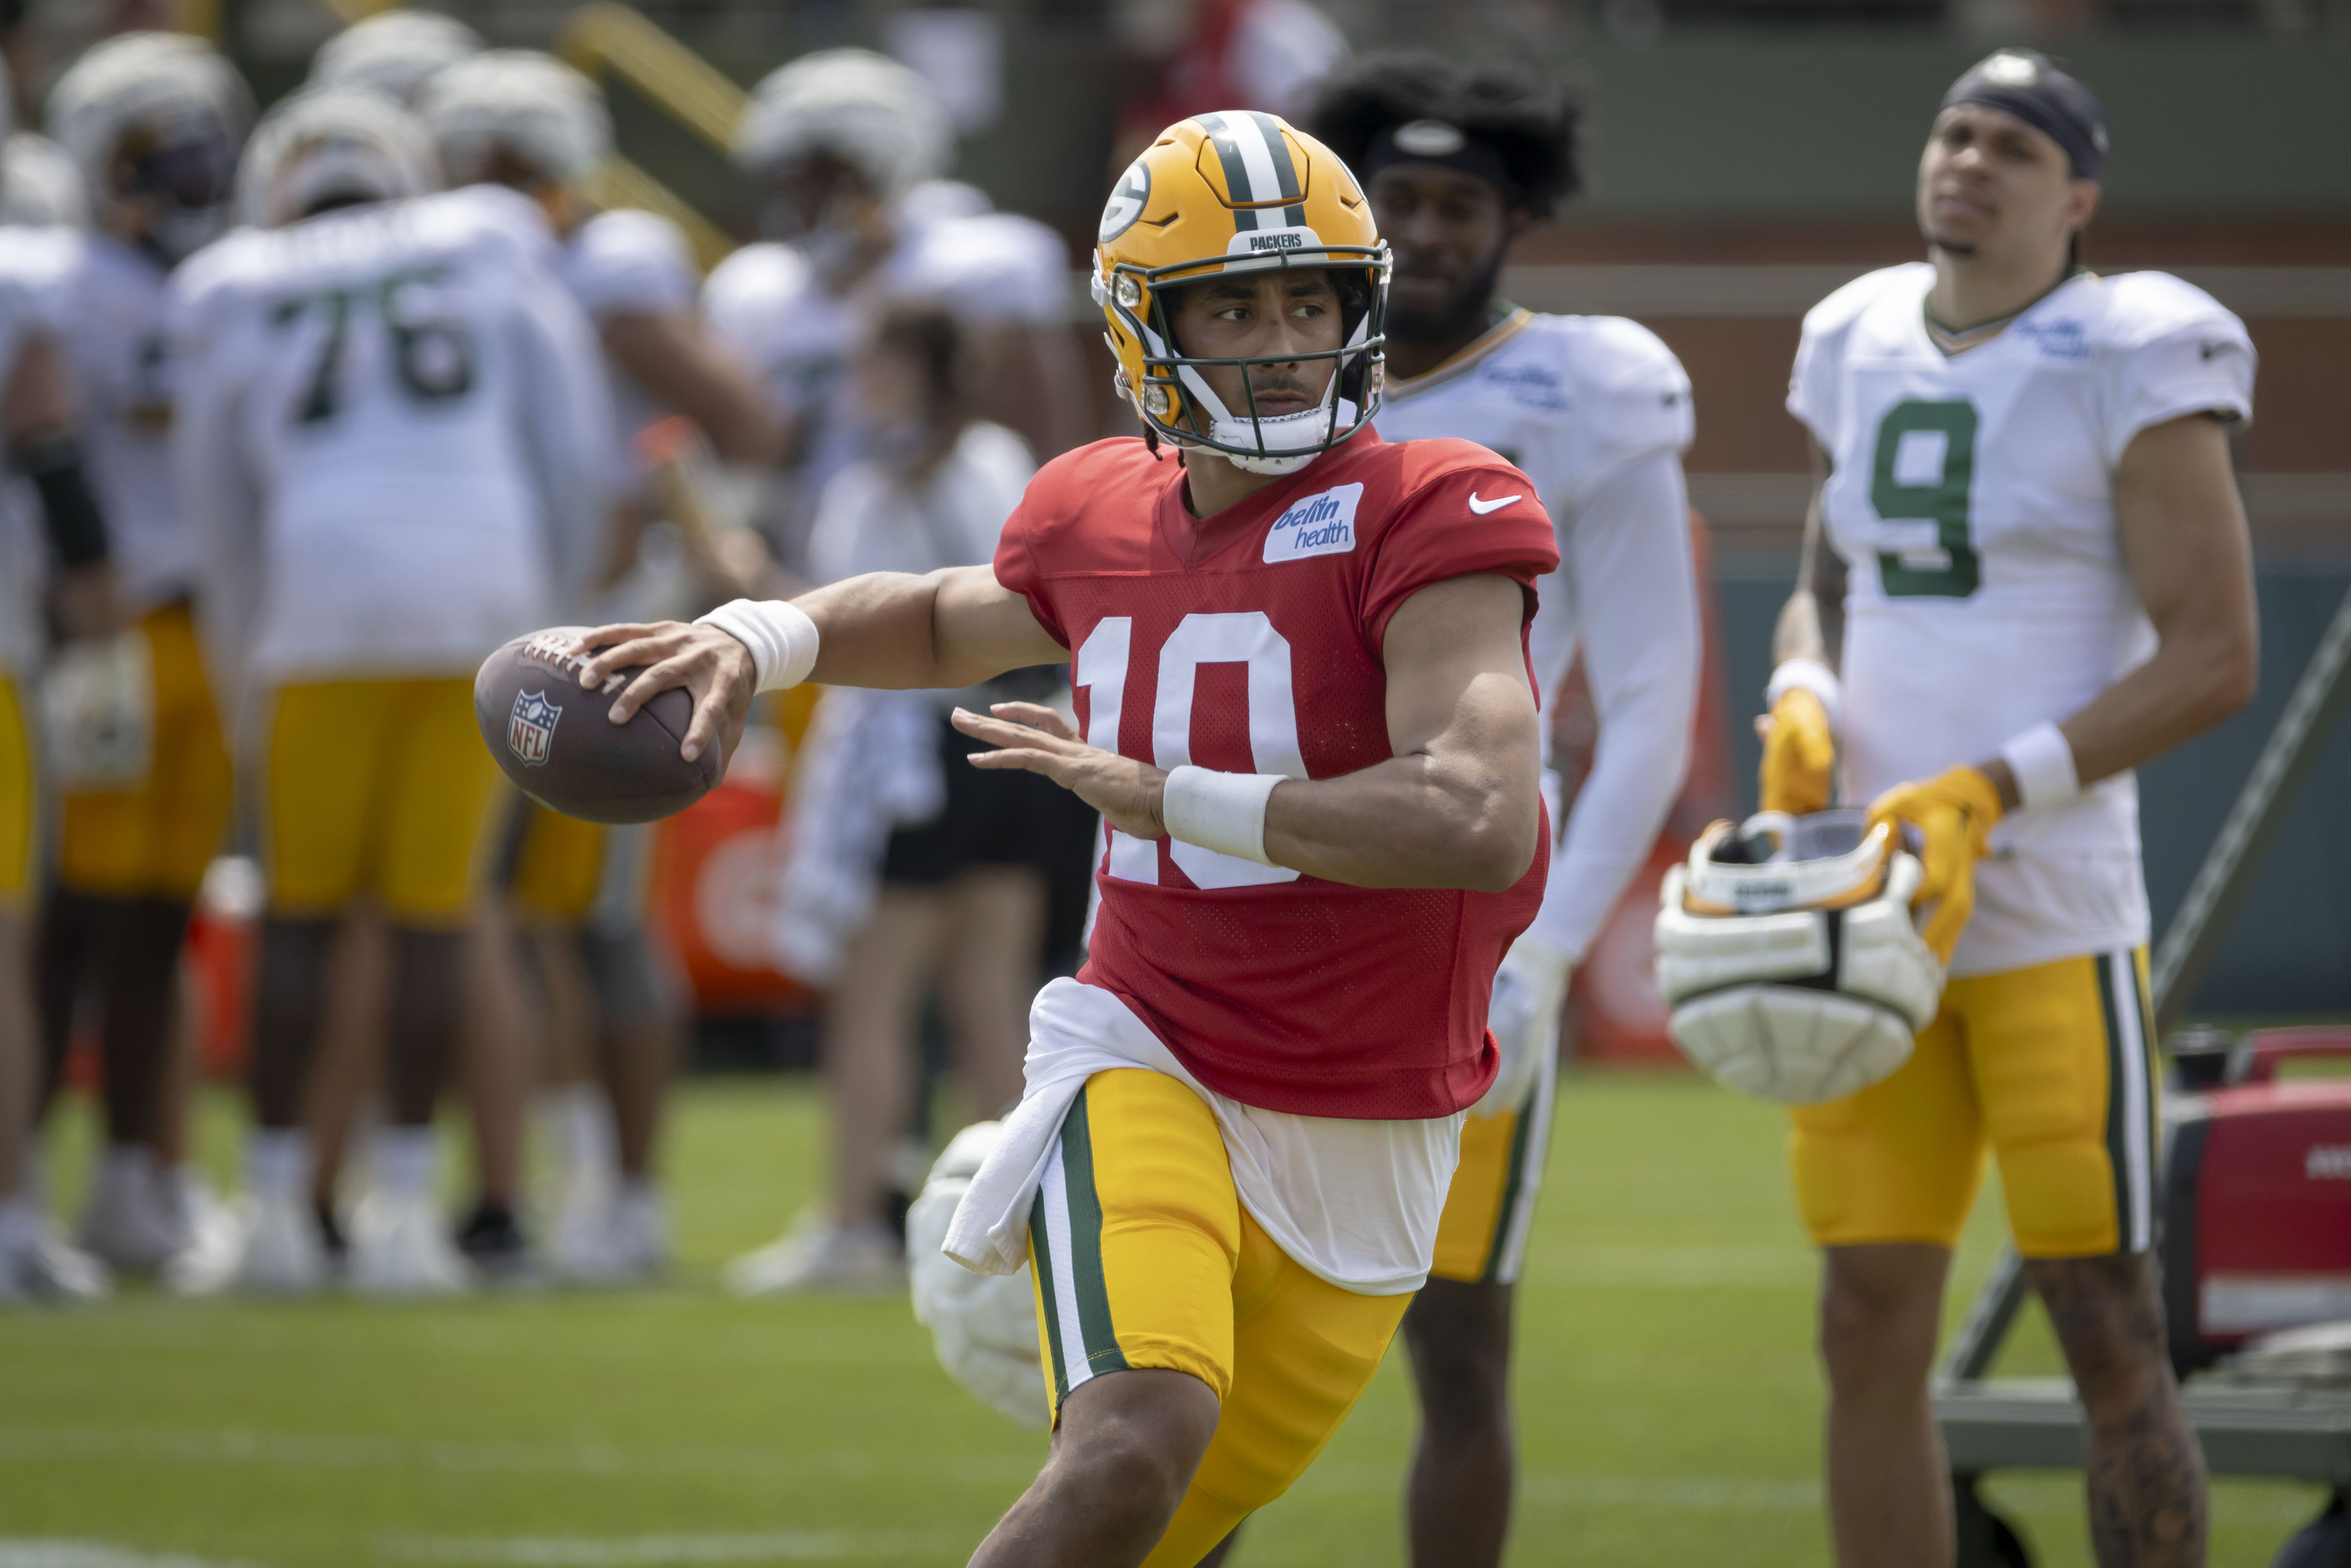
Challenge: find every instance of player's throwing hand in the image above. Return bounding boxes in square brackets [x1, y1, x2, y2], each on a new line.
[576, 621, 756, 765]
[951, 703, 1168, 841]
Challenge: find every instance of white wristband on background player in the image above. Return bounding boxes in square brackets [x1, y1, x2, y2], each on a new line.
[1765, 657, 1842, 728]
[697, 598, 819, 692]
[1999, 720, 2081, 812]
[1160, 766, 1283, 867]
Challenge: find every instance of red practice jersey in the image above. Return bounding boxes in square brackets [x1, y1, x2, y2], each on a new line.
[994, 429, 1560, 1120]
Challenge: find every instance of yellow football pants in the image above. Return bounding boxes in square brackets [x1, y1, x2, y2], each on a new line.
[1028, 1069, 1410, 1568]
[57, 601, 233, 901]
[507, 802, 606, 924]
[1790, 947, 2162, 1257]
[262, 676, 504, 925]
[1429, 1048, 1554, 1285]
[0, 673, 31, 908]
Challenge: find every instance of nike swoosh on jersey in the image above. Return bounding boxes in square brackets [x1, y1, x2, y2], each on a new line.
[1467, 492, 1523, 515]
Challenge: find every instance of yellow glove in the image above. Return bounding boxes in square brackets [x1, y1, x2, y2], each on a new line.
[1867, 764, 2004, 964]
[1759, 687, 1836, 816]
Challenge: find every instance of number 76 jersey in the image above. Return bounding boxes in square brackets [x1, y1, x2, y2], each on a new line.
[169, 186, 611, 690]
[994, 430, 1559, 1123]
[1789, 262, 2255, 976]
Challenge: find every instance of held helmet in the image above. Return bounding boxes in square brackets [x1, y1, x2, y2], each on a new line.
[1095, 111, 1388, 475]
[1655, 809, 1945, 1105]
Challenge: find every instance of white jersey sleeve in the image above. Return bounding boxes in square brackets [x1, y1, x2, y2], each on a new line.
[505, 253, 617, 611]
[1536, 446, 1697, 962]
[0, 228, 83, 674]
[1787, 263, 1930, 448]
[169, 231, 271, 703]
[562, 208, 697, 324]
[2093, 272, 2255, 465]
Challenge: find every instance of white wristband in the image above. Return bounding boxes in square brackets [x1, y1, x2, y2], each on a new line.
[1765, 657, 1842, 728]
[1160, 765, 1283, 867]
[696, 598, 819, 692]
[2000, 721, 2080, 812]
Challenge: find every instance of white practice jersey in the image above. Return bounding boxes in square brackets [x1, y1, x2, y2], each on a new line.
[60, 236, 187, 615]
[1375, 310, 1700, 963]
[0, 227, 80, 675]
[703, 208, 1067, 563]
[171, 187, 612, 696]
[1790, 262, 2255, 976]
[560, 206, 698, 494]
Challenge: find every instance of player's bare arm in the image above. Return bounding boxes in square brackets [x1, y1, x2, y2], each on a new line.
[598, 310, 785, 468]
[2027, 412, 2255, 797]
[576, 561, 1061, 763]
[957, 570, 1542, 893]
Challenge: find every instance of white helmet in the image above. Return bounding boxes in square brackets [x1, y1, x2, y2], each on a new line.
[1655, 809, 1945, 1106]
[419, 49, 609, 190]
[732, 48, 950, 200]
[308, 10, 483, 106]
[906, 1122, 1049, 1429]
[47, 32, 251, 259]
[236, 86, 439, 230]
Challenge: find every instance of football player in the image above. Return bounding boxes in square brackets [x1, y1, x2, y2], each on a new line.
[704, 47, 1083, 574]
[419, 48, 780, 1280]
[1306, 54, 1699, 1568]
[580, 110, 1558, 1567]
[307, 8, 483, 107]
[0, 136, 115, 1302]
[174, 87, 611, 1296]
[34, 31, 249, 1280]
[1762, 52, 2252, 1567]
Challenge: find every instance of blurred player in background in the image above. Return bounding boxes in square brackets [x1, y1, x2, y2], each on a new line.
[705, 47, 1082, 575]
[307, 8, 483, 108]
[34, 31, 248, 1283]
[1302, 54, 1698, 1568]
[1762, 51, 2253, 1567]
[726, 302, 1094, 1296]
[0, 90, 114, 1299]
[420, 47, 781, 1281]
[174, 86, 611, 1296]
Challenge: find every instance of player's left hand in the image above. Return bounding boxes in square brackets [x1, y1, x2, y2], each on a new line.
[1474, 932, 1570, 1118]
[953, 703, 1168, 841]
[576, 620, 756, 766]
[1867, 764, 2004, 964]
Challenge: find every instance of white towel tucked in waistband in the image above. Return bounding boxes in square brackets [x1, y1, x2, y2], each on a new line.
[941, 976, 1462, 1297]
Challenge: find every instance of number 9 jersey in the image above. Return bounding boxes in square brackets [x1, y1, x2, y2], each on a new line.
[1789, 262, 2255, 976]
[169, 186, 611, 696]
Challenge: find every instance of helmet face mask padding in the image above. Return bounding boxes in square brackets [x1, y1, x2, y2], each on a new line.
[1094, 112, 1390, 476]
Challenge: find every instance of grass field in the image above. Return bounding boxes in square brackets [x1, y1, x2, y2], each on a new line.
[0, 1071, 2329, 1567]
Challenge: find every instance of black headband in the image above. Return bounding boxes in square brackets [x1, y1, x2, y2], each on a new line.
[1358, 119, 1524, 206]
[1942, 50, 2111, 180]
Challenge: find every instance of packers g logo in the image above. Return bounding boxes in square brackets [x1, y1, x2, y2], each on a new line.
[1100, 159, 1150, 243]
[507, 689, 561, 768]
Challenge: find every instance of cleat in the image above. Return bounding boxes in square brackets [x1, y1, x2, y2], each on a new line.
[349, 1191, 471, 1297]
[77, 1152, 181, 1274]
[236, 1188, 328, 1296]
[0, 1229, 114, 1305]
[453, 1202, 535, 1287]
[158, 1171, 246, 1298]
[723, 1210, 905, 1297]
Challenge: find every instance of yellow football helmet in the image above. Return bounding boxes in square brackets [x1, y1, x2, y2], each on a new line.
[1094, 111, 1389, 474]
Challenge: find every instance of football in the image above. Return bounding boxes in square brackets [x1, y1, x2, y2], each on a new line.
[473, 628, 721, 825]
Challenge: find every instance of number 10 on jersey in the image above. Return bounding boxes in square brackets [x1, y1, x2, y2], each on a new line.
[1076, 613, 1307, 892]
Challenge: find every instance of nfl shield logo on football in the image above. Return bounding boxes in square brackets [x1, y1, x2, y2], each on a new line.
[508, 689, 561, 768]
